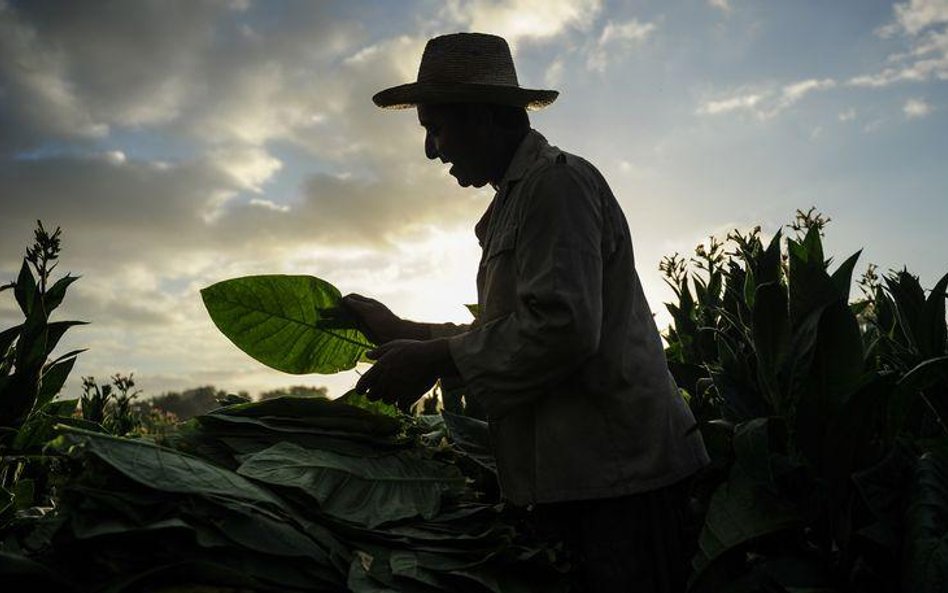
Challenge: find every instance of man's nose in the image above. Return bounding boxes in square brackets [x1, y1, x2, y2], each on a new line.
[425, 133, 438, 160]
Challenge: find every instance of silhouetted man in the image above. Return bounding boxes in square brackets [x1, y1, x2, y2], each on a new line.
[346, 32, 709, 593]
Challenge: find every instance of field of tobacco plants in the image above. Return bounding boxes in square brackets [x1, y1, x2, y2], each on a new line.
[0, 211, 946, 593]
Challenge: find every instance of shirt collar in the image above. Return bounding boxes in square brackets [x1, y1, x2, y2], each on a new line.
[492, 128, 549, 192]
[476, 129, 549, 246]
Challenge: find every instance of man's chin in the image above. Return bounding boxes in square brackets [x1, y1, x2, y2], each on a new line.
[453, 176, 487, 188]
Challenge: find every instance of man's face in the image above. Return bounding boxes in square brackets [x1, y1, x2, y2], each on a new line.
[417, 104, 492, 188]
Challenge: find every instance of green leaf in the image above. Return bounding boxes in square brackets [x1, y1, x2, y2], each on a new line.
[61, 429, 287, 508]
[788, 241, 839, 328]
[830, 250, 862, 303]
[442, 411, 496, 472]
[886, 271, 927, 353]
[733, 418, 775, 486]
[794, 301, 864, 468]
[42, 274, 79, 313]
[465, 303, 480, 320]
[691, 465, 805, 588]
[35, 355, 78, 409]
[0, 551, 77, 591]
[45, 398, 79, 416]
[802, 225, 825, 266]
[237, 441, 466, 527]
[743, 266, 756, 310]
[13, 259, 37, 317]
[201, 275, 373, 374]
[757, 230, 783, 286]
[0, 324, 21, 361]
[753, 282, 790, 408]
[337, 389, 401, 419]
[904, 448, 948, 593]
[15, 300, 47, 372]
[890, 356, 948, 434]
[214, 394, 401, 436]
[853, 441, 916, 535]
[923, 272, 948, 358]
[45, 320, 87, 358]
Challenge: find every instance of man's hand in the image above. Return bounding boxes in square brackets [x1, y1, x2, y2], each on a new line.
[355, 338, 454, 411]
[341, 294, 428, 345]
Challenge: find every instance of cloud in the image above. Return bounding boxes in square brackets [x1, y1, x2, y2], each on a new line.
[851, 0, 948, 87]
[838, 108, 857, 121]
[709, 0, 731, 13]
[586, 19, 658, 72]
[904, 97, 934, 117]
[698, 91, 765, 115]
[440, 0, 602, 47]
[209, 147, 283, 193]
[890, 0, 948, 36]
[545, 58, 565, 87]
[696, 78, 836, 119]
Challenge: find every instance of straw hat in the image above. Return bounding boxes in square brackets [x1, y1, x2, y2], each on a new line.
[372, 32, 558, 110]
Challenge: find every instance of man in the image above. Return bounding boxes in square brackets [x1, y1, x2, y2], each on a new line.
[345, 32, 709, 593]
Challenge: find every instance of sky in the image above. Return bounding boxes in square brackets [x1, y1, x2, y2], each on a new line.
[1, 0, 947, 400]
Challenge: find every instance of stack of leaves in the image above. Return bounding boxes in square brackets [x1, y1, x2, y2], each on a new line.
[5, 395, 565, 592]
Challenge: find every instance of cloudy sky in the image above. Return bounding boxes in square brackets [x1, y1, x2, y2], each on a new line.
[2, 0, 946, 400]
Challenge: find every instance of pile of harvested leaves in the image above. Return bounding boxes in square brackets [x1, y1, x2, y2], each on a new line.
[2, 394, 566, 592]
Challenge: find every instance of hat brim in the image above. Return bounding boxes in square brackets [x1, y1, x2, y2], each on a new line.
[373, 82, 558, 111]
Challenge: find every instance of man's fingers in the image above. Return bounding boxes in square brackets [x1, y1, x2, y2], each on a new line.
[355, 362, 382, 394]
[367, 339, 410, 360]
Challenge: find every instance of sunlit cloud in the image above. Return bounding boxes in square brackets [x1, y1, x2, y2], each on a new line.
[586, 19, 657, 72]
[209, 147, 283, 193]
[852, 0, 948, 87]
[441, 0, 602, 47]
[904, 97, 934, 117]
[838, 108, 857, 121]
[697, 78, 836, 119]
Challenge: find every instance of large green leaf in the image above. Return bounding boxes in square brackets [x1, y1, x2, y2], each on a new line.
[829, 250, 862, 302]
[756, 230, 783, 286]
[923, 272, 948, 358]
[61, 429, 286, 509]
[733, 418, 776, 486]
[904, 447, 948, 593]
[0, 325, 20, 361]
[213, 395, 401, 436]
[35, 355, 78, 409]
[890, 356, 948, 435]
[201, 274, 373, 374]
[753, 282, 790, 408]
[691, 465, 804, 587]
[42, 274, 79, 314]
[237, 441, 466, 528]
[886, 271, 927, 353]
[13, 259, 36, 317]
[794, 300, 864, 470]
[442, 411, 496, 475]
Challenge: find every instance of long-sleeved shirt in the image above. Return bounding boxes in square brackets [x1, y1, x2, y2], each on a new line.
[430, 129, 709, 505]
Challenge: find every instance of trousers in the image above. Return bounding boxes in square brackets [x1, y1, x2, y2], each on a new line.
[532, 474, 699, 593]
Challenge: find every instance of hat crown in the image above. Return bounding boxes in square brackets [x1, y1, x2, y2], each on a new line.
[417, 33, 520, 87]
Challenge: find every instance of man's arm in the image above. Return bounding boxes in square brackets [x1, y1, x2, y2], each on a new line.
[341, 294, 472, 343]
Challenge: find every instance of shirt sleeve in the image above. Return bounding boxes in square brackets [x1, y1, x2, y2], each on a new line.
[426, 322, 472, 339]
[447, 162, 604, 419]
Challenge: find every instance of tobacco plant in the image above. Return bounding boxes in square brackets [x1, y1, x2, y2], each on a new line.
[0, 222, 87, 528]
[661, 210, 948, 592]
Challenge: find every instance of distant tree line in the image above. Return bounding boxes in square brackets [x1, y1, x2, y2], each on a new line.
[130, 384, 328, 421]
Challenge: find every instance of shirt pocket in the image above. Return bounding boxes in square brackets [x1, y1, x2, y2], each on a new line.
[479, 229, 518, 322]
[483, 228, 517, 263]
